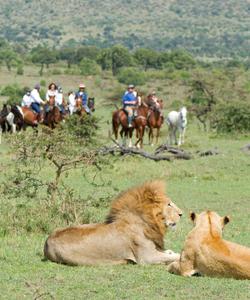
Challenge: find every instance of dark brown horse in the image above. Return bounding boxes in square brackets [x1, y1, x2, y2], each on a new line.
[147, 99, 164, 145]
[0, 104, 11, 133]
[43, 95, 63, 129]
[112, 102, 149, 148]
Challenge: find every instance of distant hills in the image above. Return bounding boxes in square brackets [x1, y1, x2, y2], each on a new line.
[0, 0, 249, 58]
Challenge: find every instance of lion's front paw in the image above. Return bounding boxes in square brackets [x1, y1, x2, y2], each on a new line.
[164, 249, 180, 262]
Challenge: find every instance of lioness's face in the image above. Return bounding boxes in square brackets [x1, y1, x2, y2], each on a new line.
[162, 198, 182, 229]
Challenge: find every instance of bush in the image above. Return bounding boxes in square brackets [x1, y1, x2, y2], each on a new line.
[79, 58, 101, 76]
[0, 84, 24, 105]
[117, 67, 147, 86]
[210, 101, 250, 133]
[51, 68, 62, 75]
[40, 79, 46, 87]
[16, 64, 24, 75]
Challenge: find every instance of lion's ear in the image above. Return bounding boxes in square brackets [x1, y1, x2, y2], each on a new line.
[190, 212, 196, 222]
[223, 216, 230, 225]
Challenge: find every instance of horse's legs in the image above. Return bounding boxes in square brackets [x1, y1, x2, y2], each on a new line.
[156, 128, 160, 145]
[112, 120, 119, 143]
[178, 127, 186, 145]
[136, 127, 142, 149]
[12, 123, 16, 134]
[122, 129, 127, 147]
[128, 128, 133, 148]
[169, 126, 174, 145]
[173, 128, 178, 145]
[148, 127, 153, 146]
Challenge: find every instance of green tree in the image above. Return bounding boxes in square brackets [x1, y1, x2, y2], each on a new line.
[59, 47, 76, 68]
[79, 58, 101, 76]
[117, 67, 147, 86]
[97, 48, 112, 71]
[0, 47, 18, 71]
[75, 46, 100, 61]
[134, 48, 159, 70]
[31, 46, 58, 75]
[111, 45, 133, 75]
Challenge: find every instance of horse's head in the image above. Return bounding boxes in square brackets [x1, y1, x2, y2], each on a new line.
[179, 107, 187, 128]
[88, 97, 95, 112]
[1, 104, 10, 117]
[48, 95, 56, 107]
[75, 97, 82, 108]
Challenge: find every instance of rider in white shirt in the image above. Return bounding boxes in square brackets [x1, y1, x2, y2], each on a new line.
[55, 87, 65, 114]
[46, 82, 58, 101]
[30, 84, 45, 122]
[68, 91, 76, 115]
[21, 90, 33, 107]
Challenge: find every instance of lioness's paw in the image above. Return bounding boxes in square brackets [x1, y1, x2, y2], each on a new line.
[167, 261, 180, 274]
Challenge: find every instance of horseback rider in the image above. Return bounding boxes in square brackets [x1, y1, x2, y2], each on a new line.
[147, 91, 163, 118]
[56, 86, 66, 114]
[46, 82, 58, 101]
[21, 89, 32, 108]
[68, 91, 76, 115]
[75, 83, 91, 114]
[30, 84, 45, 122]
[122, 84, 138, 128]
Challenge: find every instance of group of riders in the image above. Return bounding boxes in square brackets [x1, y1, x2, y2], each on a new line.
[20, 82, 162, 127]
[21, 82, 91, 123]
[122, 84, 163, 127]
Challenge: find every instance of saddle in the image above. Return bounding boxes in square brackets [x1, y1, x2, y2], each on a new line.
[122, 107, 138, 118]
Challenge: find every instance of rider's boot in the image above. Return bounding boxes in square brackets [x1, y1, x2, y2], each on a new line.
[128, 116, 132, 128]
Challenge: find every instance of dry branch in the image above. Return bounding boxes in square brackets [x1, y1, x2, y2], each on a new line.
[155, 144, 192, 160]
[99, 143, 172, 161]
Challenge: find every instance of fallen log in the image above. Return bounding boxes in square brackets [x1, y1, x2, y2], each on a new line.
[197, 148, 219, 157]
[241, 143, 250, 154]
[155, 144, 192, 160]
[99, 144, 172, 161]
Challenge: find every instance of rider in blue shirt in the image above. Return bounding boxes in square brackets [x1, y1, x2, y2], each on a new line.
[122, 84, 138, 127]
[75, 83, 91, 114]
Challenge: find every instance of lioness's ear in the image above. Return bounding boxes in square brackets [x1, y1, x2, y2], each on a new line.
[223, 216, 230, 225]
[190, 212, 196, 222]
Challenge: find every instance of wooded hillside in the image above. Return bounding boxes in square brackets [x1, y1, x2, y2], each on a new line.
[0, 0, 249, 58]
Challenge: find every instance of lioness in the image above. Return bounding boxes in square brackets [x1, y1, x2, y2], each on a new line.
[44, 181, 182, 265]
[168, 211, 250, 280]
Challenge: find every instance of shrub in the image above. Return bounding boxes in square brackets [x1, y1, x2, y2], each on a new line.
[79, 58, 101, 76]
[51, 68, 62, 75]
[117, 67, 147, 86]
[210, 101, 250, 133]
[0, 84, 24, 105]
[40, 79, 46, 87]
[16, 64, 24, 75]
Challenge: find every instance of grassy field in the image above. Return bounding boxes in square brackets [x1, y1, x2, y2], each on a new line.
[0, 66, 250, 299]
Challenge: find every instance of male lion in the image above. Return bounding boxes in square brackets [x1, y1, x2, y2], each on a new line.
[167, 211, 250, 280]
[44, 180, 182, 266]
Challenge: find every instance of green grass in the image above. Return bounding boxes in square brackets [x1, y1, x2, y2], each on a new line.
[0, 68, 250, 299]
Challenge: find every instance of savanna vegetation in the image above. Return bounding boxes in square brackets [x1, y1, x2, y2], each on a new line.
[0, 56, 250, 298]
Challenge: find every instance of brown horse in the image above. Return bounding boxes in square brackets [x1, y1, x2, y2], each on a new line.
[75, 97, 95, 116]
[147, 99, 164, 146]
[21, 107, 39, 127]
[43, 95, 63, 129]
[112, 102, 149, 148]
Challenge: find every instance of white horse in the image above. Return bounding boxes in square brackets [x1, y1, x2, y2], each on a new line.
[166, 107, 187, 146]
